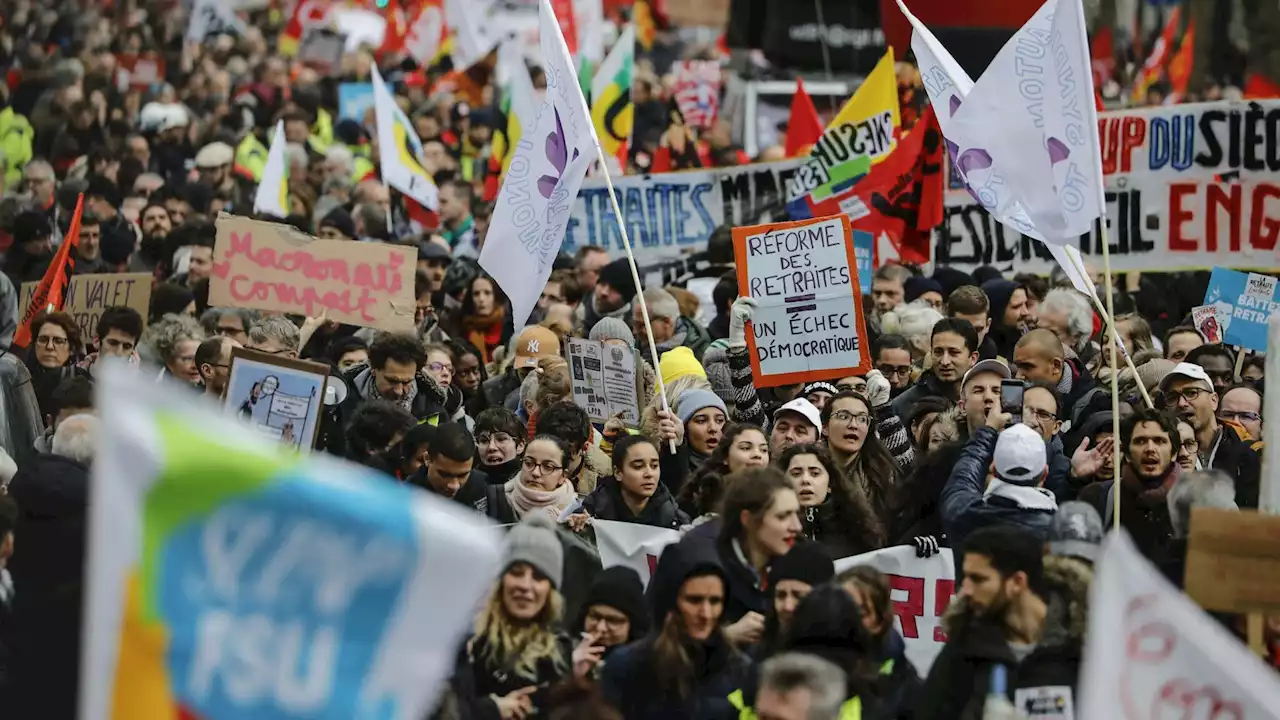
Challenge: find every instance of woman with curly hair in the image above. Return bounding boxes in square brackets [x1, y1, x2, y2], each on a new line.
[140, 313, 207, 385]
[25, 311, 89, 418]
[458, 515, 598, 719]
[676, 422, 769, 519]
[779, 443, 885, 557]
[821, 391, 905, 526]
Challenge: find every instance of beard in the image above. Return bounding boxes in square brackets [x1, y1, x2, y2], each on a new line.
[974, 586, 1014, 622]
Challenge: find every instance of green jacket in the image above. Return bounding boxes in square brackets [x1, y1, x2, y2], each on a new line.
[0, 108, 33, 189]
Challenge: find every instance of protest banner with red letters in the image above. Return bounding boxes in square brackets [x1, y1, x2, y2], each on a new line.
[933, 100, 1280, 274]
[593, 520, 955, 673]
[210, 214, 416, 332]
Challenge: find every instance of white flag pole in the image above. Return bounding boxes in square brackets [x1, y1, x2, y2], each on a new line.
[591, 145, 676, 453]
[1061, 251, 1153, 409]
[384, 180, 395, 240]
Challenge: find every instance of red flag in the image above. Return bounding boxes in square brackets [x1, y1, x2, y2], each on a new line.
[784, 78, 823, 158]
[14, 194, 83, 349]
[802, 106, 943, 266]
[1166, 21, 1194, 102]
[1244, 73, 1280, 99]
[1131, 7, 1180, 104]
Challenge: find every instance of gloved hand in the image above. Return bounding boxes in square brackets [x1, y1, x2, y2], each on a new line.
[864, 369, 891, 408]
[913, 535, 940, 558]
[728, 296, 757, 349]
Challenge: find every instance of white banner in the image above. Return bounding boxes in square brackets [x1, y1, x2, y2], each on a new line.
[1080, 530, 1280, 717]
[933, 100, 1280, 274]
[593, 521, 955, 673]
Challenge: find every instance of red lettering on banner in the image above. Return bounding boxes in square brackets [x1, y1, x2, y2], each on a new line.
[933, 579, 956, 643]
[1168, 183, 1198, 251]
[888, 574, 925, 640]
[224, 231, 405, 295]
[1100, 116, 1147, 175]
[1206, 184, 1242, 253]
[1249, 183, 1280, 252]
[229, 275, 380, 321]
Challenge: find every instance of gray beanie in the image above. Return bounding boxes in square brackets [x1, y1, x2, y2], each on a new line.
[676, 388, 727, 424]
[702, 346, 734, 403]
[504, 514, 564, 589]
[589, 317, 635, 348]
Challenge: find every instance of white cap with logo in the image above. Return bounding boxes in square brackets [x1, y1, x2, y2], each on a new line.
[993, 423, 1047, 485]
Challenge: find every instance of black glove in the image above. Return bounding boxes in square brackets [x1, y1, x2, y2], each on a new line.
[913, 535, 940, 558]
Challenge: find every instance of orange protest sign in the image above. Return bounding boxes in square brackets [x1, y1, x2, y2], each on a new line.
[210, 214, 416, 332]
[732, 215, 871, 388]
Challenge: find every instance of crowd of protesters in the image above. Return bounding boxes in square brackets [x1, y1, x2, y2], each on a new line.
[0, 0, 1276, 719]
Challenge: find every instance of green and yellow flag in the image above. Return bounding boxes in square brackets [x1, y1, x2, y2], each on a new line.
[590, 24, 635, 172]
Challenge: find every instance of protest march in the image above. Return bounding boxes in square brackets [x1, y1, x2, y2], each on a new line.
[1, 0, 1280, 718]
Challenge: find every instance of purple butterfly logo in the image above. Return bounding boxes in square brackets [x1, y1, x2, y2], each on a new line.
[1046, 137, 1069, 164]
[538, 108, 580, 199]
[945, 95, 994, 206]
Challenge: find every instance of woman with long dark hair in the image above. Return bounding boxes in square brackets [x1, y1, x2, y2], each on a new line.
[779, 443, 885, 557]
[456, 274, 507, 364]
[822, 391, 905, 525]
[676, 423, 769, 519]
[598, 538, 750, 719]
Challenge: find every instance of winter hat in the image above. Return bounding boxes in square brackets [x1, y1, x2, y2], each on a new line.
[676, 389, 726, 424]
[148, 282, 196, 323]
[99, 224, 136, 266]
[769, 541, 835, 588]
[904, 276, 944, 304]
[579, 566, 651, 639]
[972, 265, 1004, 286]
[1048, 501, 1104, 563]
[504, 514, 564, 589]
[12, 210, 52, 247]
[932, 267, 974, 298]
[597, 258, 639, 304]
[701, 345, 734, 403]
[659, 346, 706, 388]
[320, 206, 356, 239]
[980, 279, 1018, 323]
[589, 316, 635, 348]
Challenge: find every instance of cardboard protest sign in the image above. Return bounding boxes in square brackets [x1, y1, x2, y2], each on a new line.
[732, 215, 871, 387]
[1191, 304, 1226, 344]
[82, 365, 503, 720]
[1202, 267, 1280, 351]
[18, 273, 152, 343]
[210, 215, 415, 332]
[566, 338, 640, 425]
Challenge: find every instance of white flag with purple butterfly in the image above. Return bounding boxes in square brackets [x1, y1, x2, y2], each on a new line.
[480, 0, 599, 327]
[898, 0, 1104, 246]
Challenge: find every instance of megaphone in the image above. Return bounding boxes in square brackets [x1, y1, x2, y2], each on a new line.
[323, 376, 348, 406]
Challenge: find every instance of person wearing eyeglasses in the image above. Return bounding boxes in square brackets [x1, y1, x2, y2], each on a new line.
[194, 336, 239, 399]
[486, 435, 577, 525]
[569, 567, 650, 674]
[1017, 380, 1076, 502]
[1219, 384, 1263, 441]
[473, 407, 527, 486]
[26, 312, 89, 419]
[1160, 362, 1261, 508]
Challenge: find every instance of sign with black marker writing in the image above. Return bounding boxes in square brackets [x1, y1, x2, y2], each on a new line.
[732, 215, 870, 387]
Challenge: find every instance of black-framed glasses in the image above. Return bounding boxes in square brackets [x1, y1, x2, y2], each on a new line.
[522, 458, 563, 475]
[830, 410, 870, 427]
[37, 335, 69, 348]
[1023, 408, 1057, 424]
[1167, 387, 1207, 404]
[876, 364, 912, 378]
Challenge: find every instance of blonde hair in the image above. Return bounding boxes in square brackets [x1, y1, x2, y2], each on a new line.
[474, 578, 568, 682]
[533, 357, 571, 411]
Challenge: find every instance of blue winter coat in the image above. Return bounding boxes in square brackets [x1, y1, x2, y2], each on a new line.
[940, 427, 1057, 552]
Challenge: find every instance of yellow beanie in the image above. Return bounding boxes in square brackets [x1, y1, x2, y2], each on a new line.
[660, 346, 706, 388]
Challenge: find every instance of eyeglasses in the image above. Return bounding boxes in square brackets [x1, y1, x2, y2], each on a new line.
[830, 410, 871, 427]
[1179, 440, 1199, 453]
[253, 346, 292, 356]
[176, 355, 196, 365]
[103, 337, 136, 352]
[522, 458, 563, 475]
[876, 364, 912, 378]
[37, 336, 68, 348]
[585, 609, 629, 629]
[427, 362, 453, 375]
[835, 383, 865, 393]
[1166, 387, 1207, 404]
[1219, 410, 1261, 423]
[1023, 408, 1058, 424]
[477, 432, 514, 446]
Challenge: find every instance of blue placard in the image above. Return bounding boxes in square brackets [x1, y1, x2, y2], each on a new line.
[852, 229, 873, 296]
[338, 83, 375, 122]
[1202, 267, 1280, 352]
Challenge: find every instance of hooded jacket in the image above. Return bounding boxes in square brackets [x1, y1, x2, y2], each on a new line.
[940, 427, 1058, 553]
[917, 555, 1092, 720]
[581, 477, 690, 529]
[980, 279, 1022, 361]
[599, 538, 750, 720]
[4, 453, 90, 719]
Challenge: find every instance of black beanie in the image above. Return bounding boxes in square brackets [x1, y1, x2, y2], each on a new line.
[932, 267, 973, 299]
[769, 541, 835, 588]
[580, 566, 650, 640]
[980, 278, 1018, 324]
[597, 257, 638, 304]
[904, 276, 944, 304]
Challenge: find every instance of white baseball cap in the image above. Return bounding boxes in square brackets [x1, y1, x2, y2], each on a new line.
[1159, 362, 1213, 392]
[993, 424, 1047, 485]
[774, 398, 821, 432]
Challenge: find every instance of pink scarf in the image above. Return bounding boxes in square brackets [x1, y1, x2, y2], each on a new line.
[505, 477, 576, 522]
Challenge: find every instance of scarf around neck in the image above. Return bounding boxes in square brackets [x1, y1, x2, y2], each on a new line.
[983, 478, 1058, 512]
[506, 477, 576, 522]
[355, 366, 417, 413]
[1120, 460, 1180, 508]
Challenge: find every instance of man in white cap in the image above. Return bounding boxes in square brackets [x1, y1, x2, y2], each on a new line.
[941, 416, 1059, 552]
[1160, 361, 1260, 508]
[195, 141, 249, 209]
[770, 398, 820, 455]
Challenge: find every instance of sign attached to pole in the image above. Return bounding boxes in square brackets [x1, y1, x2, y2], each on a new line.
[732, 215, 870, 387]
[566, 337, 640, 425]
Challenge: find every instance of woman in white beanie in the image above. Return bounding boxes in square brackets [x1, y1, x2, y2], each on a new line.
[458, 515, 600, 718]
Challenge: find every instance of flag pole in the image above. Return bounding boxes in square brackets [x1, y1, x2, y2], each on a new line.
[1100, 227, 1122, 530]
[1063, 251, 1154, 409]
[592, 146, 677, 453]
[384, 181, 395, 240]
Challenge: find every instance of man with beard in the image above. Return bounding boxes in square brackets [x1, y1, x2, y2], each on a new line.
[1079, 408, 1184, 566]
[132, 201, 173, 276]
[577, 258, 637, 335]
[891, 319, 977, 416]
[1158, 362, 1260, 507]
[980, 278, 1033, 362]
[918, 525, 1090, 720]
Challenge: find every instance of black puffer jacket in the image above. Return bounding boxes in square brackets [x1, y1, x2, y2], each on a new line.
[457, 631, 575, 720]
[800, 497, 881, 560]
[917, 555, 1092, 720]
[581, 477, 690, 529]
